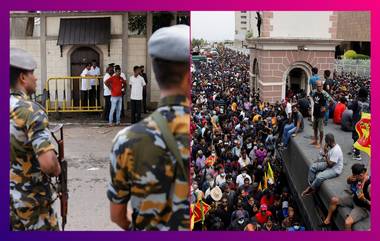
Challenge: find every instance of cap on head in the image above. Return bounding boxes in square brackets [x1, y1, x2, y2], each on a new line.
[148, 24, 189, 62]
[10, 48, 37, 71]
[260, 204, 268, 211]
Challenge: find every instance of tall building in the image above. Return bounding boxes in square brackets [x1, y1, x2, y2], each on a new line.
[234, 11, 257, 47]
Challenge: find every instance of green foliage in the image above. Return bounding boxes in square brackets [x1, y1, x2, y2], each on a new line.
[192, 38, 207, 49]
[343, 50, 357, 59]
[246, 31, 253, 39]
[353, 54, 370, 60]
[128, 15, 147, 35]
[343, 50, 370, 60]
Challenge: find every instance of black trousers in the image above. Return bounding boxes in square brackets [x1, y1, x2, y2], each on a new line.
[81, 90, 89, 107]
[103, 95, 111, 121]
[121, 93, 125, 118]
[131, 100, 142, 124]
[90, 85, 100, 107]
[142, 89, 147, 113]
[352, 129, 360, 155]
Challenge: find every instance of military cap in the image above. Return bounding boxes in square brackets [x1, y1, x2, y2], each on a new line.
[10, 48, 37, 70]
[148, 24, 189, 62]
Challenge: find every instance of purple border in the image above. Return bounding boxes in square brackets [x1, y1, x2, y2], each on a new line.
[2, 1, 379, 241]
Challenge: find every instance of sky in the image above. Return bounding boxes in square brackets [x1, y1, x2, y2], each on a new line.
[191, 11, 235, 42]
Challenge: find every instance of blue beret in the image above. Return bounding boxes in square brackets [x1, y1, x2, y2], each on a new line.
[148, 24, 189, 62]
[10, 48, 37, 70]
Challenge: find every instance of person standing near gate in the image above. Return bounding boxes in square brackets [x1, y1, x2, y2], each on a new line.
[10, 48, 61, 230]
[140, 65, 148, 113]
[129, 66, 146, 123]
[105, 65, 126, 126]
[89, 59, 101, 106]
[80, 63, 92, 107]
[103, 64, 114, 121]
[107, 24, 190, 230]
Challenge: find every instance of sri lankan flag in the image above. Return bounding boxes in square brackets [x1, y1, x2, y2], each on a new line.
[192, 200, 211, 226]
[205, 155, 217, 167]
[354, 113, 371, 157]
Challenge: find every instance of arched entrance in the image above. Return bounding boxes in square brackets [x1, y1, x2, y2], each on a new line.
[282, 62, 312, 99]
[70, 47, 100, 106]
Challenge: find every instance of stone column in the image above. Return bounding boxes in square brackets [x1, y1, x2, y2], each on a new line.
[40, 14, 47, 94]
[146, 12, 153, 106]
[122, 13, 129, 109]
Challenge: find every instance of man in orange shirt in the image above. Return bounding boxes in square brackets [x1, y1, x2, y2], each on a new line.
[333, 96, 347, 125]
[105, 65, 126, 126]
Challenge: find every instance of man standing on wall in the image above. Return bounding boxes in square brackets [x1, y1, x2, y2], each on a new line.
[310, 80, 332, 149]
[129, 66, 146, 124]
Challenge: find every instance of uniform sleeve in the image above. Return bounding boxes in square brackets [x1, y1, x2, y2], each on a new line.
[26, 105, 55, 157]
[107, 135, 132, 204]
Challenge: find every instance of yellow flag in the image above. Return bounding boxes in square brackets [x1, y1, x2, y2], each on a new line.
[190, 204, 195, 230]
[258, 182, 262, 191]
[263, 172, 268, 190]
[267, 162, 274, 181]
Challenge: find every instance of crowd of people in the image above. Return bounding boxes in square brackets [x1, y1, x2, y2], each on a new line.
[190, 47, 306, 231]
[190, 46, 371, 231]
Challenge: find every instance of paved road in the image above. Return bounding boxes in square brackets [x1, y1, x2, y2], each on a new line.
[54, 124, 126, 231]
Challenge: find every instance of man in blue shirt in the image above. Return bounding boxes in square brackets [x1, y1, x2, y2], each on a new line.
[309, 67, 320, 92]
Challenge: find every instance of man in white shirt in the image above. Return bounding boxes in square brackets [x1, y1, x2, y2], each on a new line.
[302, 133, 343, 197]
[236, 168, 252, 187]
[238, 151, 251, 169]
[129, 65, 146, 123]
[102, 64, 114, 121]
[89, 60, 101, 106]
[80, 63, 92, 107]
[215, 168, 227, 186]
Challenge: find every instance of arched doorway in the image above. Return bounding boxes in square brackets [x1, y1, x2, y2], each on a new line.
[282, 62, 312, 99]
[70, 47, 100, 106]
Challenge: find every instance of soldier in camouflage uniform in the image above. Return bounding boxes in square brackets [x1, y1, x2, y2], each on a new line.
[10, 48, 61, 231]
[107, 25, 190, 230]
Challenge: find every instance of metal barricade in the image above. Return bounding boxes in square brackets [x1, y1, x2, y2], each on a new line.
[45, 76, 103, 113]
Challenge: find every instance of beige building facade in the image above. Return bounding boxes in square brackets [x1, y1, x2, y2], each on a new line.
[10, 11, 189, 108]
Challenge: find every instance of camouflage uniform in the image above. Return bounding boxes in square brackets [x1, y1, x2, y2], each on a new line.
[107, 95, 190, 230]
[10, 90, 59, 231]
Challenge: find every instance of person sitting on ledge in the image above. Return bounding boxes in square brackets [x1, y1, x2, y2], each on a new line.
[322, 163, 370, 230]
[301, 133, 343, 197]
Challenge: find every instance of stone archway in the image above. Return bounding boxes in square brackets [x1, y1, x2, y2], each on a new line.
[68, 46, 103, 106]
[282, 62, 312, 99]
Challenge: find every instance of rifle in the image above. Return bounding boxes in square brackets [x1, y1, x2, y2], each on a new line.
[50, 124, 68, 231]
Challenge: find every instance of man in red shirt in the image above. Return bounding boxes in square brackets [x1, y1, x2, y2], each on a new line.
[255, 204, 272, 225]
[334, 97, 347, 125]
[105, 66, 126, 126]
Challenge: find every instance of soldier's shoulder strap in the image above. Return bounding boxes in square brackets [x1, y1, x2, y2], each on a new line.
[151, 110, 188, 183]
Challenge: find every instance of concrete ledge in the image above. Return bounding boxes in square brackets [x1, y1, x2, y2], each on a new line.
[280, 119, 370, 230]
